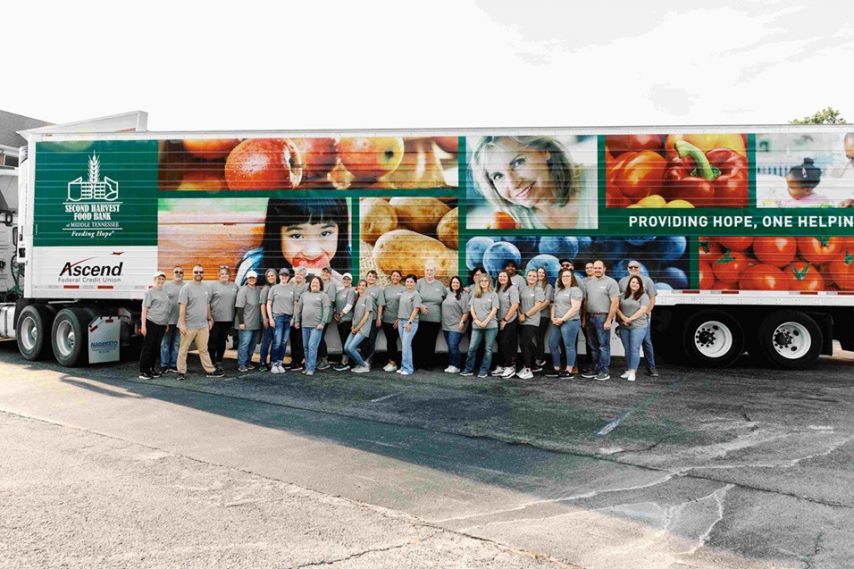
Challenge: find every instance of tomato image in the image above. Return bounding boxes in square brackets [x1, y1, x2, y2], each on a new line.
[784, 262, 825, 292]
[699, 261, 715, 289]
[698, 238, 723, 262]
[752, 237, 797, 268]
[797, 237, 844, 265]
[716, 237, 754, 252]
[713, 250, 750, 283]
[828, 250, 854, 291]
[738, 264, 787, 291]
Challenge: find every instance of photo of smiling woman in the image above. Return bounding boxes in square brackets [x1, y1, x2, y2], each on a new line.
[467, 135, 598, 230]
[236, 197, 352, 285]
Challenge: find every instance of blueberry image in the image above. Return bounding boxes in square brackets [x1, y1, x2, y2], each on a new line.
[592, 237, 627, 259]
[466, 237, 495, 270]
[659, 266, 688, 289]
[576, 236, 594, 256]
[482, 241, 522, 277]
[625, 235, 657, 247]
[655, 282, 673, 291]
[501, 236, 539, 255]
[525, 254, 561, 283]
[538, 236, 579, 260]
[649, 236, 687, 262]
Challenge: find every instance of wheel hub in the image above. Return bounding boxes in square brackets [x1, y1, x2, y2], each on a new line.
[771, 322, 811, 359]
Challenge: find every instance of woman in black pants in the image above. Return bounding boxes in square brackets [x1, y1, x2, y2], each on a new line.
[380, 270, 406, 372]
[208, 265, 238, 366]
[139, 271, 171, 379]
[494, 270, 520, 379]
[414, 261, 447, 370]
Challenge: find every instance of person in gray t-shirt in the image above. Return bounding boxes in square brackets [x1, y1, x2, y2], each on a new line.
[462, 274, 500, 378]
[235, 271, 262, 371]
[208, 266, 239, 366]
[160, 267, 185, 372]
[618, 260, 658, 376]
[582, 260, 620, 380]
[517, 269, 547, 378]
[176, 265, 218, 377]
[441, 276, 470, 372]
[548, 269, 584, 377]
[380, 270, 407, 371]
[139, 272, 170, 378]
[397, 275, 423, 375]
[294, 276, 332, 374]
[616, 274, 650, 382]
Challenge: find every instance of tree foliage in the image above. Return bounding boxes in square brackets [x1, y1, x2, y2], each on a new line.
[790, 107, 847, 125]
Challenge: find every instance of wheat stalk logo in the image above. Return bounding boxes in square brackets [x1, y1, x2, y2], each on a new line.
[88, 154, 100, 185]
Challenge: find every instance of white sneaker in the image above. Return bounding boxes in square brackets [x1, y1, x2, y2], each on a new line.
[516, 368, 534, 380]
[491, 367, 505, 377]
[383, 363, 398, 372]
[352, 365, 370, 374]
[396, 369, 405, 374]
[620, 371, 630, 379]
[444, 366, 460, 373]
[627, 371, 636, 382]
[271, 364, 282, 374]
[501, 367, 517, 379]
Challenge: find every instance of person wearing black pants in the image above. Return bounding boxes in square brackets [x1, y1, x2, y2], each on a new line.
[494, 271, 520, 379]
[535, 266, 553, 370]
[414, 261, 447, 370]
[208, 266, 238, 366]
[380, 270, 405, 371]
[139, 271, 171, 379]
[517, 269, 547, 379]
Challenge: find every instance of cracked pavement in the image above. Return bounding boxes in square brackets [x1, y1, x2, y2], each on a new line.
[1, 342, 852, 568]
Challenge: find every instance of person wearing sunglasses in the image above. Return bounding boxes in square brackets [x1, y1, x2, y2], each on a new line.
[618, 260, 658, 377]
[176, 265, 224, 381]
[159, 266, 185, 374]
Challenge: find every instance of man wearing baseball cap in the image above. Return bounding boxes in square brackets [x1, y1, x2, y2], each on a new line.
[235, 270, 262, 372]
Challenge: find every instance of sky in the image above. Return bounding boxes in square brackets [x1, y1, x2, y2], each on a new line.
[4, 0, 854, 132]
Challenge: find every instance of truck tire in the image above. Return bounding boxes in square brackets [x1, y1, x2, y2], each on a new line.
[755, 310, 822, 369]
[16, 304, 54, 361]
[51, 307, 92, 367]
[683, 310, 744, 368]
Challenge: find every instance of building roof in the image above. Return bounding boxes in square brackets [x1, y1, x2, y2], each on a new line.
[0, 110, 52, 150]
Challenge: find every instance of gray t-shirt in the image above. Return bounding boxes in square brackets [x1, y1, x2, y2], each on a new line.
[539, 284, 553, 319]
[553, 286, 584, 321]
[268, 283, 296, 316]
[618, 275, 657, 301]
[365, 285, 382, 323]
[163, 281, 185, 325]
[519, 285, 546, 327]
[381, 284, 406, 324]
[470, 291, 499, 329]
[496, 285, 520, 323]
[335, 287, 356, 322]
[352, 294, 375, 337]
[397, 290, 423, 323]
[510, 274, 526, 290]
[585, 276, 620, 314]
[143, 287, 171, 326]
[209, 281, 238, 322]
[322, 280, 337, 323]
[619, 293, 650, 329]
[416, 279, 447, 324]
[296, 291, 331, 329]
[441, 291, 470, 332]
[235, 286, 262, 330]
[178, 282, 211, 329]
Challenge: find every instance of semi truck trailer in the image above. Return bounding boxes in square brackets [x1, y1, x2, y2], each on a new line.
[1, 112, 851, 369]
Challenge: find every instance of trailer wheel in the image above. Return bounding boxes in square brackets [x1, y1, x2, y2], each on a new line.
[756, 310, 822, 369]
[683, 310, 744, 368]
[16, 304, 54, 361]
[51, 308, 92, 367]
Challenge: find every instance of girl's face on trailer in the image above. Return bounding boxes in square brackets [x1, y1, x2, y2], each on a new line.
[280, 221, 339, 270]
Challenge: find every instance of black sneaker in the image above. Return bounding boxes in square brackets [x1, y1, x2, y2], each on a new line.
[581, 369, 597, 379]
[138, 372, 153, 380]
[151, 369, 163, 378]
[459, 369, 474, 377]
[176, 373, 186, 381]
[594, 371, 610, 381]
[333, 364, 350, 372]
[545, 369, 560, 378]
[207, 368, 225, 378]
[165, 368, 178, 374]
[559, 370, 575, 379]
[291, 364, 304, 372]
[647, 368, 660, 377]
[532, 366, 544, 373]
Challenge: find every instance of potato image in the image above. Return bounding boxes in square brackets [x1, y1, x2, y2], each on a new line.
[389, 197, 450, 233]
[436, 207, 458, 250]
[360, 198, 398, 244]
[373, 229, 450, 277]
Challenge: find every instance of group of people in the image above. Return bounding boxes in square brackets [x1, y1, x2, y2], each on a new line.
[138, 258, 658, 383]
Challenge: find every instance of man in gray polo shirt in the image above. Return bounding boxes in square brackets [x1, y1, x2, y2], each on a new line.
[619, 260, 659, 377]
[177, 264, 224, 381]
[581, 259, 619, 381]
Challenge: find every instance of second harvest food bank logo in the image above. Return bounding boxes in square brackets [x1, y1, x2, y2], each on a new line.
[63, 153, 122, 239]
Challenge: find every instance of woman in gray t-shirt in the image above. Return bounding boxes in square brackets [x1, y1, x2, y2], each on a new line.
[332, 274, 356, 370]
[616, 275, 650, 382]
[440, 276, 469, 373]
[494, 271, 520, 378]
[461, 274, 500, 378]
[343, 280, 374, 373]
[380, 270, 406, 372]
[517, 270, 547, 379]
[397, 274, 423, 375]
[536, 267, 553, 368]
[139, 272, 170, 379]
[549, 269, 583, 378]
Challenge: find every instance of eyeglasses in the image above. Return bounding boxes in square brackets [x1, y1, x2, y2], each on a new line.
[193, 270, 204, 274]
[219, 265, 229, 270]
[173, 270, 183, 274]
[628, 265, 640, 269]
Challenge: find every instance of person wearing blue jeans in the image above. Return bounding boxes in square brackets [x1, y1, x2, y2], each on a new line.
[237, 330, 259, 369]
[271, 314, 291, 371]
[441, 276, 469, 373]
[266, 268, 295, 374]
[301, 327, 325, 374]
[548, 268, 584, 378]
[294, 276, 332, 376]
[618, 261, 658, 377]
[346, 279, 374, 373]
[396, 274, 423, 376]
[460, 273, 499, 379]
[235, 270, 263, 372]
[258, 268, 278, 370]
[160, 266, 185, 372]
[616, 275, 650, 382]
[580, 260, 620, 381]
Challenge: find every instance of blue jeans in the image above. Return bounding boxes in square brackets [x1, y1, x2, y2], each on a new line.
[549, 319, 580, 371]
[620, 325, 647, 370]
[444, 330, 463, 369]
[642, 321, 656, 370]
[344, 332, 368, 367]
[160, 326, 180, 370]
[237, 329, 260, 367]
[464, 327, 498, 375]
[301, 326, 325, 373]
[586, 315, 612, 373]
[272, 314, 292, 365]
[361, 320, 380, 363]
[259, 326, 274, 366]
[398, 320, 419, 374]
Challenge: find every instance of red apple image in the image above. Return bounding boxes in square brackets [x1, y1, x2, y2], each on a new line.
[183, 138, 241, 160]
[225, 139, 303, 190]
[433, 137, 459, 154]
[294, 137, 338, 180]
[177, 170, 228, 192]
[337, 137, 405, 181]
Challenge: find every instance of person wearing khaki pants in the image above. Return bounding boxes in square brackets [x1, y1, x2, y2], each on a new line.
[177, 264, 224, 381]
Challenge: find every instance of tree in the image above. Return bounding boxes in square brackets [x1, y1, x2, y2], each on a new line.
[790, 107, 847, 125]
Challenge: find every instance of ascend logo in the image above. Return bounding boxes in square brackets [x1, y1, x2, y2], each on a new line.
[59, 252, 125, 277]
